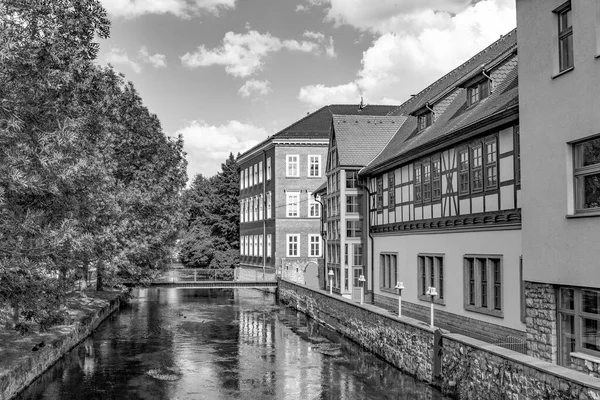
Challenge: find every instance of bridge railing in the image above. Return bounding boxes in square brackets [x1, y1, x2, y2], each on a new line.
[154, 268, 236, 284]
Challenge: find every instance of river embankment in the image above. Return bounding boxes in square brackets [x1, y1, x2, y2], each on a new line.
[0, 290, 123, 400]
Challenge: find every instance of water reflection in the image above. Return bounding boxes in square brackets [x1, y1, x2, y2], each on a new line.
[17, 288, 449, 400]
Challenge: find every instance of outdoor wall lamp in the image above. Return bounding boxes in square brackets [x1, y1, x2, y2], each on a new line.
[425, 286, 438, 328]
[394, 281, 404, 317]
[358, 275, 366, 305]
[328, 269, 334, 295]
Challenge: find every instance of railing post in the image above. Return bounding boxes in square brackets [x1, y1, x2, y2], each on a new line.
[194, 270, 197, 282]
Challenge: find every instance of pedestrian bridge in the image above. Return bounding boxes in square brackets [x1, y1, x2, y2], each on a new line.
[150, 268, 277, 289]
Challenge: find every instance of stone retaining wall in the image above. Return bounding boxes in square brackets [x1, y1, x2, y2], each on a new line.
[279, 278, 600, 399]
[1, 294, 122, 400]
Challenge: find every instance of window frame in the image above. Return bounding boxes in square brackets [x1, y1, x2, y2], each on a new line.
[308, 234, 321, 257]
[346, 220, 362, 238]
[388, 172, 396, 208]
[286, 154, 299, 177]
[266, 157, 271, 180]
[286, 191, 300, 218]
[286, 234, 299, 257]
[417, 254, 445, 305]
[308, 193, 320, 218]
[572, 135, 600, 213]
[346, 194, 359, 213]
[555, 1, 574, 73]
[463, 255, 503, 317]
[308, 155, 321, 178]
[467, 79, 491, 107]
[413, 163, 422, 204]
[376, 176, 384, 211]
[558, 287, 600, 364]
[485, 136, 498, 191]
[346, 170, 358, 189]
[379, 253, 398, 292]
[266, 192, 272, 219]
[418, 111, 433, 131]
[266, 234, 272, 259]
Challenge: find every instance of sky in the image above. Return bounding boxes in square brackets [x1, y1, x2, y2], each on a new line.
[97, 0, 517, 182]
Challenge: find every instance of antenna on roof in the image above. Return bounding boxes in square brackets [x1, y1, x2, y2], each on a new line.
[358, 96, 365, 111]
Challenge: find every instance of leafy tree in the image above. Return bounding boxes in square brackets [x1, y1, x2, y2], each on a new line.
[180, 153, 240, 272]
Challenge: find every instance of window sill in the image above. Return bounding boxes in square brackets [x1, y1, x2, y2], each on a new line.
[418, 294, 445, 306]
[285, 176, 300, 179]
[570, 352, 600, 364]
[566, 210, 600, 219]
[551, 66, 574, 79]
[464, 304, 503, 318]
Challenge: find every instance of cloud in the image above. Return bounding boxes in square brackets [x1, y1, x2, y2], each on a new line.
[105, 48, 142, 73]
[176, 120, 268, 179]
[238, 79, 272, 98]
[100, 0, 236, 18]
[303, 31, 325, 41]
[181, 30, 328, 77]
[325, 36, 336, 57]
[139, 46, 167, 68]
[297, 0, 516, 108]
[298, 82, 359, 107]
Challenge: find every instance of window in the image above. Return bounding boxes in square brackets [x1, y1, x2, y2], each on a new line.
[556, 2, 573, 72]
[309, 234, 321, 257]
[258, 235, 263, 257]
[344, 244, 348, 265]
[308, 193, 320, 218]
[287, 234, 299, 257]
[244, 199, 249, 222]
[432, 159, 441, 200]
[485, 139, 498, 190]
[380, 254, 397, 290]
[286, 192, 299, 217]
[459, 149, 470, 194]
[463, 256, 502, 316]
[266, 234, 272, 258]
[308, 155, 321, 177]
[240, 200, 244, 222]
[241, 236, 245, 255]
[258, 161, 263, 183]
[346, 171, 358, 188]
[346, 195, 359, 213]
[253, 235, 258, 256]
[388, 173, 396, 207]
[253, 196, 258, 221]
[253, 164, 258, 185]
[266, 192, 272, 219]
[471, 144, 483, 193]
[286, 155, 299, 177]
[353, 244, 363, 266]
[414, 164, 422, 203]
[559, 288, 600, 365]
[266, 157, 271, 180]
[240, 170, 244, 190]
[377, 176, 384, 211]
[418, 111, 433, 130]
[329, 147, 338, 170]
[423, 161, 431, 202]
[245, 168, 249, 188]
[258, 194, 263, 220]
[418, 255, 445, 304]
[346, 220, 362, 237]
[467, 80, 490, 106]
[573, 136, 600, 212]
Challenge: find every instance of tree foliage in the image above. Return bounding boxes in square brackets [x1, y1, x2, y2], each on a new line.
[0, 0, 187, 330]
[180, 153, 240, 270]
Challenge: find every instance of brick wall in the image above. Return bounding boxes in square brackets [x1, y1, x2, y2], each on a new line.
[525, 281, 558, 363]
[237, 265, 275, 282]
[374, 294, 526, 345]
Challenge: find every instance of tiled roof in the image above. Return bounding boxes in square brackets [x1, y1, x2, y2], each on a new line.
[313, 180, 327, 195]
[237, 104, 400, 160]
[332, 115, 407, 167]
[362, 29, 518, 174]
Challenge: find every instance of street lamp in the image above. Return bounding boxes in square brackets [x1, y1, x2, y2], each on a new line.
[425, 286, 438, 328]
[358, 275, 366, 304]
[394, 281, 405, 317]
[328, 269, 334, 295]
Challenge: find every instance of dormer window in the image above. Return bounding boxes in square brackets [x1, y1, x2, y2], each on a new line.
[468, 79, 490, 106]
[417, 111, 433, 130]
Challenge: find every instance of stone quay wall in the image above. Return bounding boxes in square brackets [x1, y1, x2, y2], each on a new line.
[1, 293, 122, 400]
[278, 278, 436, 382]
[525, 281, 558, 364]
[279, 278, 600, 399]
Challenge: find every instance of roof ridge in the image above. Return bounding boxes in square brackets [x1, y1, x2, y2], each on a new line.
[386, 28, 517, 116]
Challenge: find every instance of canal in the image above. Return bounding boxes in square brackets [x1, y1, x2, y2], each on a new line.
[17, 288, 449, 399]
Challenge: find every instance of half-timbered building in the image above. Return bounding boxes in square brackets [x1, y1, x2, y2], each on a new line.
[360, 29, 525, 343]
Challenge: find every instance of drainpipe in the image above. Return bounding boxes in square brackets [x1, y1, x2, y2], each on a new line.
[358, 181, 374, 303]
[262, 149, 267, 281]
[482, 67, 493, 92]
[314, 193, 326, 290]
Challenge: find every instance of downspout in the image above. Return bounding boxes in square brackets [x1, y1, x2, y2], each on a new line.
[358, 181, 374, 304]
[482, 68, 493, 92]
[314, 193, 326, 290]
[262, 149, 267, 281]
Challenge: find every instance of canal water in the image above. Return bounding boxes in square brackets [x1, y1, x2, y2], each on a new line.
[17, 288, 449, 400]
